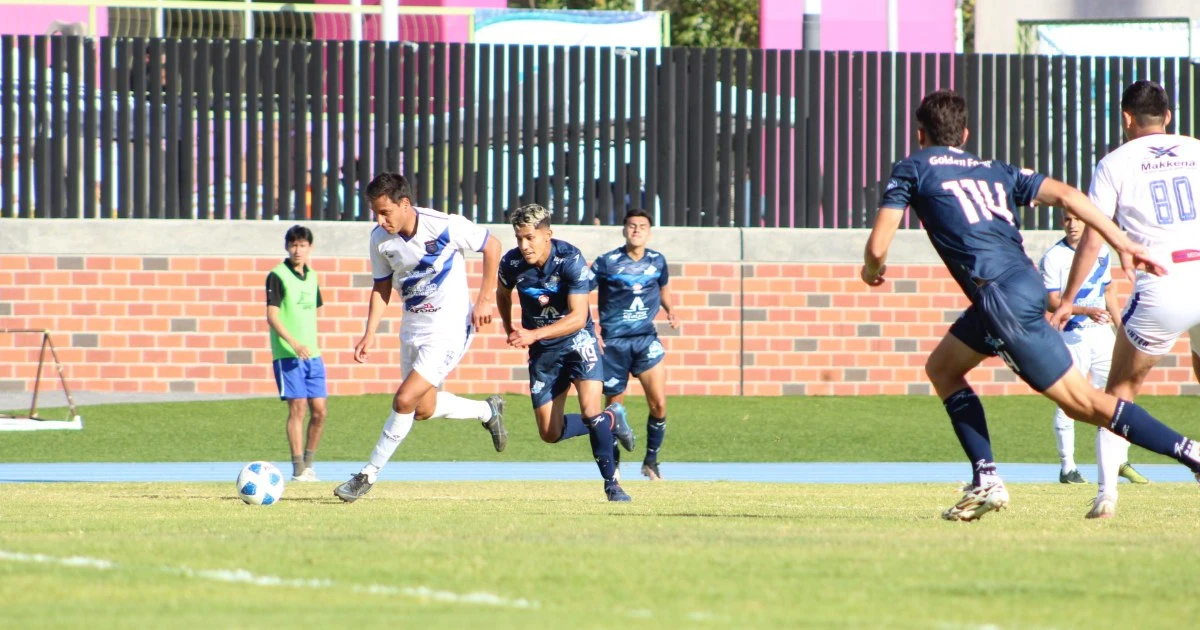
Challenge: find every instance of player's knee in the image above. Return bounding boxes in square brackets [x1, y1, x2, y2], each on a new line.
[309, 409, 327, 425]
[392, 393, 419, 414]
[537, 426, 559, 443]
[648, 398, 666, 418]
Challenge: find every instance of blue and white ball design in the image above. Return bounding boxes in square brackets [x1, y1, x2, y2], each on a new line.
[236, 461, 285, 505]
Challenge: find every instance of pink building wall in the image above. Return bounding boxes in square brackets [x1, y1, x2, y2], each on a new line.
[761, 0, 957, 53]
[3, 7, 109, 37]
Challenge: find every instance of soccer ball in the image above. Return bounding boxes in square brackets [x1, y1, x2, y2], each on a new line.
[236, 461, 285, 505]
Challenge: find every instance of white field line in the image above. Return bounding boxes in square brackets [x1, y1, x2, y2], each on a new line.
[0, 549, 539, 610]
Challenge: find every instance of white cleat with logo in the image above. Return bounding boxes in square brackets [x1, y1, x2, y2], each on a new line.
[942, 479, 1010, 522]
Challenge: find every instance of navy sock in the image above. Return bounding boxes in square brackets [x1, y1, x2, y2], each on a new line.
[555, 413, 591, 443]
[943, 388, 996, 486]
[645, 416, 666, 463]
[586, 412, 617, 482]
[1111, 399, 1200, 473]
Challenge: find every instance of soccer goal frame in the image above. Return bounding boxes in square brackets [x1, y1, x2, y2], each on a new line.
[0, 329, 83, 431]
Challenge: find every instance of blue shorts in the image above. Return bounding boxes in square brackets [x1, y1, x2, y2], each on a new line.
[272, 357, 328, 401]
[948, 265, 1073, 393]
[527, 330, 603, 408]
[600, 333, 665, 396]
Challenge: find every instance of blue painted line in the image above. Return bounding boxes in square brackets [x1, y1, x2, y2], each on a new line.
[0, 462, 1195, 484]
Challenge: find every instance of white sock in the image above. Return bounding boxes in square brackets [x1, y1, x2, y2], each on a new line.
[1096, 426, 1130, 499]
[1053, 408, 1076, 472]
[360, 410, 415, 483]
[429, 391, 491, 422]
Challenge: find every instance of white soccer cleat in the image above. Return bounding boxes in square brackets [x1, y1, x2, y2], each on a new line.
[1086, 494, 1117, 520]
[942, 479, 1010, 522]
[291, 467, 319, 482]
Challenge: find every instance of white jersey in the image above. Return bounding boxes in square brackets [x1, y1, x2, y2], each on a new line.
[1089, 133, 1200, 257]
[369, 207, 490, 336]
[1039, 238, 1112, 331]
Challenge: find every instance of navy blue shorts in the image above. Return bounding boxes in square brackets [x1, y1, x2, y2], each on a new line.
[272, 356, 328, 401]
[948, 265, 1073, 393]
[527, 330, 603, 408]
[600, 333, 665, 396]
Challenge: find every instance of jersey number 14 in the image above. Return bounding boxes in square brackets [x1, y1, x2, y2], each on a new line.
[942, 179, 1016, 225]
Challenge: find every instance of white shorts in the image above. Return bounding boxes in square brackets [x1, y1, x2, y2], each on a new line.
[1121, 261, 1200, 356]
[401, 326, 474, 387]
[1061, 324, 1115, 388]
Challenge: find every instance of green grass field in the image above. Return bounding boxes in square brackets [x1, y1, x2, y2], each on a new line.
[8, 393, 1200, 464]
[4, 394, 1200, 628]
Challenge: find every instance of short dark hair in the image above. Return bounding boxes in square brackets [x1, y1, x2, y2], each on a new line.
[623, 208, 653, 227]
[915, 90, 968, 147]
[1121, 80, 1170, 126]
[364, 172, 413, 205]
[285, 225, 313, 246]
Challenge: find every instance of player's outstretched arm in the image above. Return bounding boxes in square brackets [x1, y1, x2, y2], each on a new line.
[472, 236, 501, 331]
[861, 207, 904, 286]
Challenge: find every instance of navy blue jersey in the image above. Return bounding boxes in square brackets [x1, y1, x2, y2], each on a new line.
[880, 146, 1046, 298]
[498, 239, 596, 349]
[590, 246, 669, 339]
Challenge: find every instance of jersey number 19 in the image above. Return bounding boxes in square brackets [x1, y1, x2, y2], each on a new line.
[942, 179, 1016, 225]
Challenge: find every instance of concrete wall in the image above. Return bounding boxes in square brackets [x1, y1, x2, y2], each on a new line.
[975, 0, 1200, 54]
[1, 219, 1196, 399]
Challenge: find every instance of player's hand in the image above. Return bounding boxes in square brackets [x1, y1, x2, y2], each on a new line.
[1049, 302, 1075, 331]
[293, 344, 312, 360]
[666, 310, 680, 329]
[507, 327, 538, 349]
[860, 263, 887, 286]
[472, 294, 496, 331]
[596, 334, 606, 353]
[353, 333, 375, 363]
[1117, 242, 1168, 279]
[1084, 307, 1110, 324]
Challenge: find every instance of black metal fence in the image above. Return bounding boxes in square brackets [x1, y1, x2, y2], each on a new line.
[1, 36, 1196, 227]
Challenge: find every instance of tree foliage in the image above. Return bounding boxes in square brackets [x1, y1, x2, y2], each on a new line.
[508, 0, 760, 49]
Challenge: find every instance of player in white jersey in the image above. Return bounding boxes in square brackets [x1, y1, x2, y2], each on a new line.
[1039, 210, 1148, 493]
[1055, 81, 1200, 518]
[335, 172, 508, 503]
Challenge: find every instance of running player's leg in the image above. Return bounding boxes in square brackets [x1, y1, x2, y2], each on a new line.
[976, 270, 1200, 505]
[413, 330, 507, 451]
[335, 339, 433, 502]
[928, 308, 994, 487]
[601, 336, 633, 474]
[632, 335, 668, 480]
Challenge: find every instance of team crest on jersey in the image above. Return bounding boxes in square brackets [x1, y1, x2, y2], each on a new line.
[1149, 145, 1180, 159]
[538, 294, 550, 306]
[632, 283, 643, 294]
[424, 239, 439, 254]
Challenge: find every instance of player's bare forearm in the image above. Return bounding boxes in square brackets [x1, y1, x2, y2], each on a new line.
[1036, 181, 1127, 256]
[266, 306, 299, 348]
[477, 236, 501, 296]
[496, 286, 514, 335]
[862, 208, 903, 285]
[1105, 287, 1122, 325]
[362, 279, 391, 336]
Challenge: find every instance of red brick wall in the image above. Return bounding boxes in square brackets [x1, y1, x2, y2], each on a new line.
[1, 254, 1196, 398]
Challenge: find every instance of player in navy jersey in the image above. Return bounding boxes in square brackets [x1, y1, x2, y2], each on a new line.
[591, 209, 680, 480]
[862, 89, 1200, 521]
[497, 203, 637, 502]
